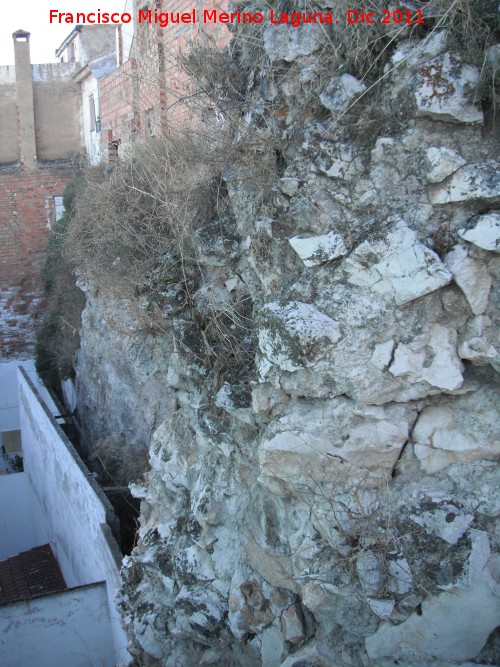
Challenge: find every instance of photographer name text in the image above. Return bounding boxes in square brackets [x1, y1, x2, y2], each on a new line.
[49, 7, 425, 28]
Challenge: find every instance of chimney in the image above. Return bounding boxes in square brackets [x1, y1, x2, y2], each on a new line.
[13, 30, 36, 170]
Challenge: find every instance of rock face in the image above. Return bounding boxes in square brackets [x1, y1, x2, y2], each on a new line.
[73, 15, 500, 667]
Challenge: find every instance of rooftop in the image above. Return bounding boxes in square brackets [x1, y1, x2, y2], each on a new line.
[0, 545, 66, 605]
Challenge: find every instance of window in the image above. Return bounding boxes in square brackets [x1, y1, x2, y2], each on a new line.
[54, 196, 64, 222]
[89, 95, 96, 132]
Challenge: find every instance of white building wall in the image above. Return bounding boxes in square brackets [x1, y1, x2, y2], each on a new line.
[17, 368, 130, 665]
[0, 583, 115, 667]
[0, 362, 22, 431]
[0, 473, 48, 560]
[82, 74, 101, 164]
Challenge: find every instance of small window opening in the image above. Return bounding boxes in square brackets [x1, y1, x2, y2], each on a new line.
[54, 196, 64, 222]
[89, 95, 96, 132]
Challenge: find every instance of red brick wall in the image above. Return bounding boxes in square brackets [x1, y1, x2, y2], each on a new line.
[99, 58, 138, 152]
[134, 0, 231, 135]
[0, 167, 74, 359]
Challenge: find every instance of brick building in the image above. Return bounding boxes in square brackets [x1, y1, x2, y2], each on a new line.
[0, 31, 82, 359]
[0, 10, 232, 359]
[99, 0, 231, 155]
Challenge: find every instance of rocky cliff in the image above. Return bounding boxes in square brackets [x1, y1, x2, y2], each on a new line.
[72, 9, 499, 667]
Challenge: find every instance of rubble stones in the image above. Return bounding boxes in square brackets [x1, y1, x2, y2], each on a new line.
[414, 53, 483, 124]
[288, 231, 348, 267]
[319, 74, 366, 113]
[343, 222, 452, 306]
[258, 301, 341, 372]
[459, 212, 500, 253]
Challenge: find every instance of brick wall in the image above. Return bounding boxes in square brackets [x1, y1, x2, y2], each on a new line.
[133, 0, 231, 136]
[0, 166, 74, 359]
[99, 58, 138, 153]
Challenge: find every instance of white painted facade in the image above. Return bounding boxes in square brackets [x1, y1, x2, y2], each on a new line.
[0, 583, 115, 667]
[0, 472, 48, 560]
[81, 72, 101, 164]
[17, 368, 130, 665]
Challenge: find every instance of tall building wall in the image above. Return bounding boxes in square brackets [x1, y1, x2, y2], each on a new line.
[99, 58, 138, 154]
[0, 32, 79, 359]
[134, 0, 231, 135]
[0, 167, 73, 359]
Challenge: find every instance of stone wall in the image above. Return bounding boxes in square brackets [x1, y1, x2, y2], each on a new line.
[73, 14, 499, 667]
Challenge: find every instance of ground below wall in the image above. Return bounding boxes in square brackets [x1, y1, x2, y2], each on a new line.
[73, 18, 499, 667]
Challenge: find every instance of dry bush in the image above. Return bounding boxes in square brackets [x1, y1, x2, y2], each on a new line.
[36, 187, 86, 386]
[65, 127, 275, 383]
[68, 131, 225, 292]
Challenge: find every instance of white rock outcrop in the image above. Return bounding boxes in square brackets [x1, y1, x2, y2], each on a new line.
[459, 212, 500, 253]
[258, 301, 341, 372]
[320, 74, 366, 113]
[343, 222, 452, 305]
[445, 244, 492, 315]
[431, 161, 500, 204]
[414, 53, 483, 124]
[426, 146, 466, 183]
[288, 231, 348, 267]
[458, 315, 499, 369]
[412, 388, 500, 473]
[389, 324, 464, 391]
[71, 19, 500, 667]
[366, 531, 500, 662]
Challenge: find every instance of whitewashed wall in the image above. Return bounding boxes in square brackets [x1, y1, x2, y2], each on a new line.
[0, 582, 115, 667]
[0, 361, 22, 431]
[0, 472, 48, 560]
[81, 74, 101, 164]
[17, 368, 130, 665]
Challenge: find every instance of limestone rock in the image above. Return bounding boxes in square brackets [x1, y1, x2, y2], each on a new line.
[322, 143, 364, 181]
[411, 505, 474, 545]
[389, 324, 464, 391]
[389, 30, 448, 70]
[371, 340, 394, 370]
[356, 552, 385, 596]
[260, 624, 284, 667]
[343, 222, 452, 306]
[320, 74, 366, 113]
[459, 212, 500, 253]
[445, 245, 492, 315]
[288, 232, 348, 267]
[174, 545, 216, 581]
[214, 383, 252, 414]
[173, 586, 227, 640]
[414, 53, 483, 124]
[366, 531, 500, 663]
[280, 177, 299, 196]
[458, 315, 499, 368]
[258, 398, 415, 494]
[430, 161, 500, 204]
[264, 23, 324, 62]
[281, 603, 307, 644]
[426, 146, 466, 183]
[258, 301, 341, 372]
[367, 598, 395, 620]
[387, 559, 413, 595]
[412, 388, 500, 473]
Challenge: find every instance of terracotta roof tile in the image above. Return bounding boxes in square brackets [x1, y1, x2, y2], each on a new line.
[0, 545, 66, 605]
